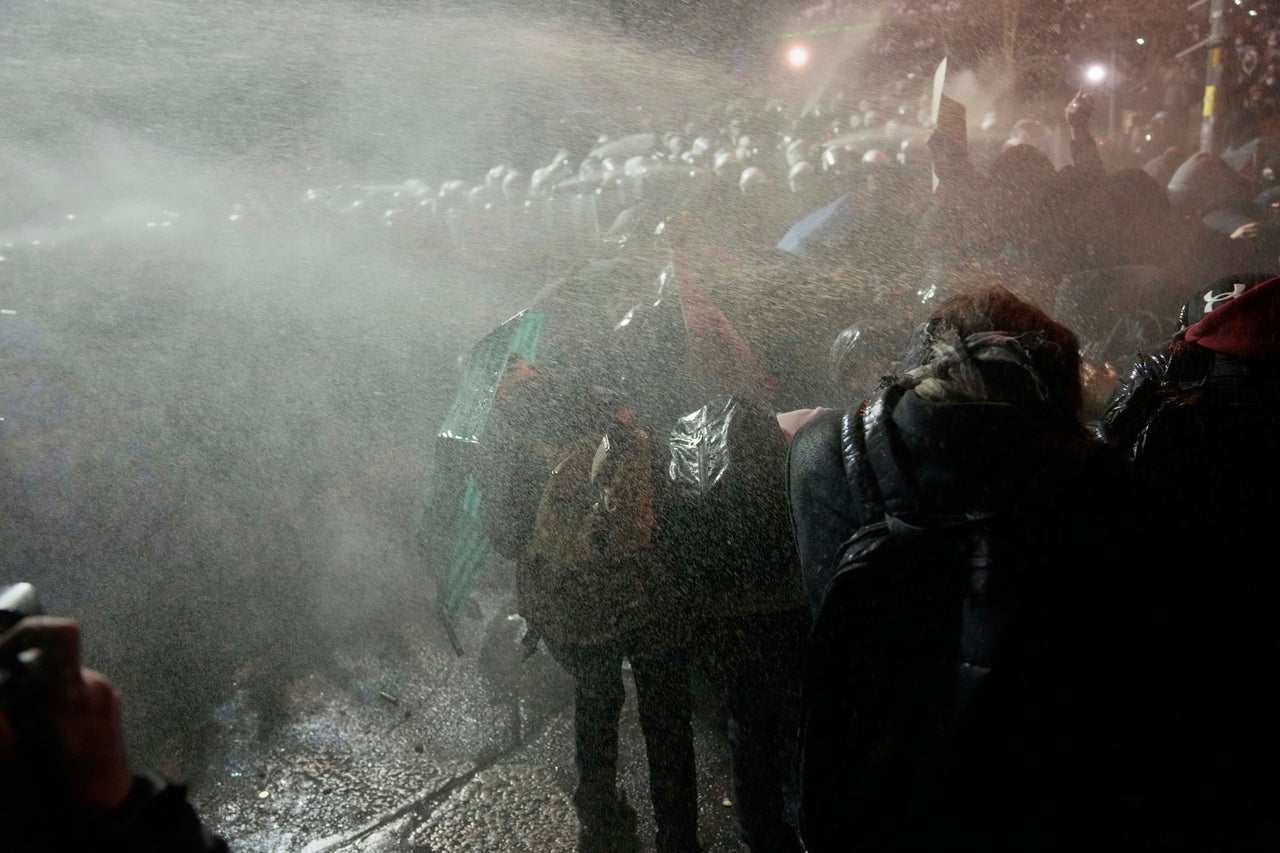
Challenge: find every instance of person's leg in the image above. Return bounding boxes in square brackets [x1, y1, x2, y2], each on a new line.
[629, 636, 701, 853]
[718, 609, 807, 853]
[547, 638, 638, 852]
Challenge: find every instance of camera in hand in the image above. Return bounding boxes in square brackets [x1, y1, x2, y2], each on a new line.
[1, 581, 44, 631]
[1, 579, 48, 690]
[1, 581, 47, 699]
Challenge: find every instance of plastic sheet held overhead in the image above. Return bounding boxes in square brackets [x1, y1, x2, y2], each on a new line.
[665, 395, 801, 611]
[422, 309, 543, 654]
[437, 310, 544, 445]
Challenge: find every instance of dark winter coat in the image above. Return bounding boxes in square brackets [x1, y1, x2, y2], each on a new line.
[665, 397, 805, 621]
[3, 773, 228, 853]
[1095, 271, 1280, 478]
[474, 368, 690, 648]
[787, 330, 1181, 849]
[1093, 273, 1280, 848]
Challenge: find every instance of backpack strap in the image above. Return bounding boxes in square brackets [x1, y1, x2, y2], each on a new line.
[840, 393, 886, 527]
[858, 383, 919, 520]
[853, 382, 997, 531]
[842, 382, 922, 523]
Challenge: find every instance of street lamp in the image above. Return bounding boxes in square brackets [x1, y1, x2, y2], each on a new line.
[786, 44, 810, 71]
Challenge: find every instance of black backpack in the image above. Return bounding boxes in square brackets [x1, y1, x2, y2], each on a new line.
[666, 396, 797, 604]
[794, 385, 1032, 851]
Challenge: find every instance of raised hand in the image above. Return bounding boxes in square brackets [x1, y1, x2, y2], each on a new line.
[1066, 89, 1096, 132]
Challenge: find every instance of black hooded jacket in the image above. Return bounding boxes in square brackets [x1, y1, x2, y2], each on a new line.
[790, 329, 1145, 615]
[1093, 272, 1280, 848]
[787, 328, 1179, 849]
[1095, 271, 1280, 477]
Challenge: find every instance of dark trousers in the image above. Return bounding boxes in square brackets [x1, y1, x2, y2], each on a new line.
[701, 607, 808, 853]
[549, 628, 700, 853]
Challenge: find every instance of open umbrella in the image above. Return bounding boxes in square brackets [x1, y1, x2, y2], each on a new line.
[1221, 135, 1280, 176]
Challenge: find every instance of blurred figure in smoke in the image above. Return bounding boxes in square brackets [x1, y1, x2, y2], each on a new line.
[1002, 117, 1053, 158]
[1167, 150, 1280, 282]
[473, 355, 704, 853]
[1225, 83, 1280, 151]
[985, 143, 1068, 267]
[1143, 144, 1188, 190]
[919, 128, 1068, 302]
[1082, 167, 1183, 270]
[917, 90, 1113, 305]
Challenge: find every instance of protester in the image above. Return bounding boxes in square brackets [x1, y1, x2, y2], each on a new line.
[1166, 150, 1280, 281]
[911, 91, 1108, 307]
[668, 398, 808, 853]
[1093, 271, 1280, 848]
[472, 360, 703, 853]
[1226, 82, 1279, 150]
[786, 284, 1178, 850]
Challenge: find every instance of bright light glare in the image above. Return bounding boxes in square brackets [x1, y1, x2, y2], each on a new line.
[1135, 37, 1145, 45]
[787, 45, 810, 70]
[1085, 64, 1107, 84]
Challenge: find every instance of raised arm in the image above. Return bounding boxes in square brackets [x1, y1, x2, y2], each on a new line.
[1065, 89, 1104, 182]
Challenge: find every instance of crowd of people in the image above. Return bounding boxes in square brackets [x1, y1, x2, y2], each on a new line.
[6, 8, 1280, 850]
[447, 33, 1280, 853]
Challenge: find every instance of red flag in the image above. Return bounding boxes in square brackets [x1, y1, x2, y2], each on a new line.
[671, 248, 778, 402]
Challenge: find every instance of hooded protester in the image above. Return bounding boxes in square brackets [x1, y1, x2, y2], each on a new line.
[1224, 83, 1280, 151]
[786, 283, 1179, 850]
[1262, 54, 1280, 100]
[465, 248, 740, 853]
[1053, 165, 1190, 366]
[1081, 167, 1185, 270]
[1093, 272, 1280, 849]
[1094, 271, 1280, 486]
[667, 396, 809, 853]
[982, 142, 1076, 272]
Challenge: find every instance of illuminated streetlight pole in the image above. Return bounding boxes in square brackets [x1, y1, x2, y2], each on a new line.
[1200, 0, 1228, 154]
[1108, 46, 1117, 142]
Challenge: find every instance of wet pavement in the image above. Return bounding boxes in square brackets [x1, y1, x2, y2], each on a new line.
[189, 582, 758, 852]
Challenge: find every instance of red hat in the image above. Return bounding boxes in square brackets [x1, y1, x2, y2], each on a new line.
[1184, 275, 1280, 359]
